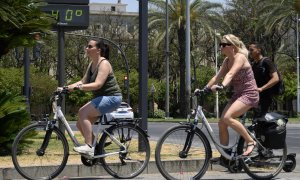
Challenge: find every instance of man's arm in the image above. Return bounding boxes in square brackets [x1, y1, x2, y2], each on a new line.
[258, 59, 280, 92]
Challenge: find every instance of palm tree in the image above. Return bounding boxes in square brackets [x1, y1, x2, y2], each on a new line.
[148, 0, 223, 117]
[0, 0, 54, 58]
[255, 0, 297, 60]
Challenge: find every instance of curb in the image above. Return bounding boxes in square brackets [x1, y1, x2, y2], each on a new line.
[0, 160, 224, 180]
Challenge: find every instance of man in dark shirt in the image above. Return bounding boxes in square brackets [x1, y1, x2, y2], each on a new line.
[249, 43, 280, 117]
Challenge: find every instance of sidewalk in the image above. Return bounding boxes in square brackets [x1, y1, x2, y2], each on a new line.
[2, 160, 219, 180]
[63, 165, 300, 180]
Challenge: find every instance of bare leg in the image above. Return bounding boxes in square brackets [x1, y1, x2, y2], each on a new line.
[77, 102, 101, 145]
[221, 100, 255, 156]
[218, 120, 229, 145]
[218, 103, 232, 146]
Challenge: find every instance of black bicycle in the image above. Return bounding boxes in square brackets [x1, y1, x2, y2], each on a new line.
[155, 88, 287, 180]
[12, 88, 150, 180]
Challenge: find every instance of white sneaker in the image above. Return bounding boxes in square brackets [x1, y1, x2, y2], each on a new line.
[73, 144, 94, 156]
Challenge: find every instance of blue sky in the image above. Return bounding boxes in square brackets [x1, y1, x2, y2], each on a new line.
[90, 0, 226, 12]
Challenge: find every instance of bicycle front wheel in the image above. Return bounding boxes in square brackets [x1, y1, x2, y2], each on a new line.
[98, 123, 150, 179]
[238, 137, 287, 180]
[155, 125, 212, 180]
[12, 123, 69, 180]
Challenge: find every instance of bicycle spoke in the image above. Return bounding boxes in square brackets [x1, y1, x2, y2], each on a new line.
[99, 124, 150, 179]
[12, 124, 69, 180]
[155, 125, 211, 180]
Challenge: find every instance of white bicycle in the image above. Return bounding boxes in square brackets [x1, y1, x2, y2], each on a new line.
[155, 88, 287, 180]
[12, 88, 150, 180]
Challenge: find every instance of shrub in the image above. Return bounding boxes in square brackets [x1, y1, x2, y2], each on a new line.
[0, 91, 30, 155]
[153, 109, 165, 119]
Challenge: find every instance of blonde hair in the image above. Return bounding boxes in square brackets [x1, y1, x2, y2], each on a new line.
[221, 34, 248, 57]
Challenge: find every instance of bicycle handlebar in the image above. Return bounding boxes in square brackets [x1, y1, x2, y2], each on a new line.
[54, 87, 69, 95]
[194, 85, 224, 97]
[193, 88, 211, 97]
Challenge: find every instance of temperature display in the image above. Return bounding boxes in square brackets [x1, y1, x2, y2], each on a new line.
[41, 4, 89, 30]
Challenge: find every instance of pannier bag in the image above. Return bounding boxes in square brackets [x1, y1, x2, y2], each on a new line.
[255, 112, 288, 149]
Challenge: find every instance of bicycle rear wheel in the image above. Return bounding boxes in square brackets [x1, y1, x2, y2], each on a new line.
[155, 125, 212, 180]
[238, 137, 287, 180]
[12, 123, 69, 180]
[98, 123, 150, 179]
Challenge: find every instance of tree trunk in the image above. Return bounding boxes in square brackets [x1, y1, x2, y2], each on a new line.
[178, 26, 187, 117]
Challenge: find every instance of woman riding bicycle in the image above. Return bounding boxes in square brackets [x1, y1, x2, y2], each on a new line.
[198, 34, 259, 157]
[62, 39, 122, 156]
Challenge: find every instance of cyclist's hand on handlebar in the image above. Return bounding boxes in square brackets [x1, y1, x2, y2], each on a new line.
[194, 86, 212, 96]
[57, 87, 64, 92]
[203, 86, 212, 93]
[194, 88, 201, 95]
[57, 86, 70, 93]
[211, 84, 224, 92]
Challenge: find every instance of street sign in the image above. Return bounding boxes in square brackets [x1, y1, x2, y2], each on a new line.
[41, 4, 89, 30]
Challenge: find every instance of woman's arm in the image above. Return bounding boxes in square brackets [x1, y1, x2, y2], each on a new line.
[79, 60, 111, 91]
[206, 58, 229, 87]
[65, 62, 91, 91]
[221, 54, 245, 87]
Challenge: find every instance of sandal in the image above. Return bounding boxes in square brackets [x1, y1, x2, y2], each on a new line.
[243, 142, 256, 156]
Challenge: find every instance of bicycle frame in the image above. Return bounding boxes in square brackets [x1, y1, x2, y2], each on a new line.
[51, 92, 127, 159]
[191, 98, 255, 161]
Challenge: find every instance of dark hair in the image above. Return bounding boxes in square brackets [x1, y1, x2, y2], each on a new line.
[249, 42, 265, 56]
[91, 38, 110, 59]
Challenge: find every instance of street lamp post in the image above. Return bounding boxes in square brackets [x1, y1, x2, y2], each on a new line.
[165, 0, 170, 118]
[185, 0, 191, 115]
[214, 30, 220, 119]
[297, 14, 300, 116]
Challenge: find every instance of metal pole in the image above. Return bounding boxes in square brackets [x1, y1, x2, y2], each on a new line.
[165, 0, 170, 118]
[214, 30, 219, 119]
[138, 0, 148, 131]
[58, 27, 65, 132]
[297, 14, 300, 116]
[185, 0, 191, 113]
[23, 47, 30, 112]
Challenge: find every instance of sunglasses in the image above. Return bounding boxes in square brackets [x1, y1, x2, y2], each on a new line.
[219, 43, 232, 48]
[86, 45, 95, 49]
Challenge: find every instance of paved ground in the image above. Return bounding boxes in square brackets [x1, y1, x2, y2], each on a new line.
[2, 122, 298, 180]
[64, 170, 300, 180]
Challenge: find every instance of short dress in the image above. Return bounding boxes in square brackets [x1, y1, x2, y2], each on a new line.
[228, 67, 259, 107]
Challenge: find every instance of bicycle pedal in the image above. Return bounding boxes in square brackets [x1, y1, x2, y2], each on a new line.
[210, 157, 221, 164]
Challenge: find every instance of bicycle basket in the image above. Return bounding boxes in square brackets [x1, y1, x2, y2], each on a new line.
[255, 112, 287, 149]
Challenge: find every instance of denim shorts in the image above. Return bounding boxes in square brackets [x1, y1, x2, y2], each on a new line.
[91, 96, 122, 114]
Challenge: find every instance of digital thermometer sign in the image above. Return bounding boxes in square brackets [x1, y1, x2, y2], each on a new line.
[42, 0, 89, 30]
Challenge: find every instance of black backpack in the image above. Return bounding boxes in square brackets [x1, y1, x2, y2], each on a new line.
[259, 58, 285, 96]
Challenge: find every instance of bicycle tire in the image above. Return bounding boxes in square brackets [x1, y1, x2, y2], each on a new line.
[98, 123, 150, 179]
[237, 136, 287, 180]
[155, 125, 212, 180]
[12, 123, 69, 180]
